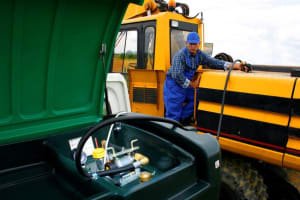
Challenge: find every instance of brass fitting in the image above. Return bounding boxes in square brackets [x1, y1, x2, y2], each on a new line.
[139, 171, 152, 182]
[101, 140, 106, 148]
[134, 153, 149, 165]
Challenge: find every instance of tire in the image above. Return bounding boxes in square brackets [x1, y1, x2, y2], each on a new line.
[220, 158, 268, 200]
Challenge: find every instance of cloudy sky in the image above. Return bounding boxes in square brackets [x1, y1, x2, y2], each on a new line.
[183, 0, 300, 65]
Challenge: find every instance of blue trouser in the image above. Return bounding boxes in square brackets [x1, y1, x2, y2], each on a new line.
[163, 76, 196, 122]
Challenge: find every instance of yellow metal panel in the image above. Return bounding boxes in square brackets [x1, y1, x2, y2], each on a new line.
[290, 116, 300, 129]
[197, 131, 283, 167]
[131, 102, 164, 117]
[283, 154, 300, 171]
[154, 14, 171, 71]
[123, 12, 200, 26]
[128, 70, 165, 117]
[218, 134, 283, 166]
[123, 3, 147, 20]
[198, 101, 289, 126]
[199, 71, 295, 98]
[129, 69, 159, 88]
[286, 136, 300, 151]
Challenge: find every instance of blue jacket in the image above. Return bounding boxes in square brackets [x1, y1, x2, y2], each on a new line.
[166, 47, 230, 88]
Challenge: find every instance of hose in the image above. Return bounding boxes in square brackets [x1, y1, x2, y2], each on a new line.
[75, 114, 184, 178]
[97, 164, 134, 177]
[216, 60, 241, 140]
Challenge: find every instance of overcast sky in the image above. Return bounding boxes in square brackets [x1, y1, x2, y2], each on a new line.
[182, 0, 300, 66]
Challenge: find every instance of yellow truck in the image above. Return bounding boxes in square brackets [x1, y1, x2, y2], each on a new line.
[110, 0, 300, 199]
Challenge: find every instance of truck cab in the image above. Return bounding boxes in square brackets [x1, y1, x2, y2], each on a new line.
[110, 1, 204, 117]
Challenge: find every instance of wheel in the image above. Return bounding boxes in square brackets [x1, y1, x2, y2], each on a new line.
[220, 158, 268, 200]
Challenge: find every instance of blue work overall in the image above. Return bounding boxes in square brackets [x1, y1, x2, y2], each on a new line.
[164, 49, 198, 122]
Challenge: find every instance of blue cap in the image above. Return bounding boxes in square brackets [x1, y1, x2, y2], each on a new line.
[187, 32, 200, 44]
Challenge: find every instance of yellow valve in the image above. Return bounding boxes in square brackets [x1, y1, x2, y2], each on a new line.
[92, 147, 105, 159]
[139, 171, 152, 182]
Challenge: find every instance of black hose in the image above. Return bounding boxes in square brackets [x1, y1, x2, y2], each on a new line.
[104, 88, 112, 115]
[75, 114, 184, 178]
[175, 3, 189, 16]
[287, 78, 297, 135]
[97, 164, 134, 177]
[216, 60, 241, 140]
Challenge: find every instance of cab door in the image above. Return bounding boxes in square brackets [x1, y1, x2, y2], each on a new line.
[111, 21, 162, 116]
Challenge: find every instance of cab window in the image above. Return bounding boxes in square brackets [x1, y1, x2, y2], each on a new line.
[170, 29, 189, 62]
[170, 20, 198, 64]
[144, 27, 155, 70]
[112, 30, 138, 73]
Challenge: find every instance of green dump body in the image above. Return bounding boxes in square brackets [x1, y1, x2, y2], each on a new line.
[0, 0, 221, 199]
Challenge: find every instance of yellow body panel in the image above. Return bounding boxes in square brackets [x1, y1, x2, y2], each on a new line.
[131, 103, 164, 116]
[199, 131, 300, 171]
[196, 131, 284, 167]
[199, 70, 296, 98]
[290, 116, 300, 129]
[283, 153, 300, 171]
[198, 101, 289, 126]
[128, 70, 165, 117]
[124, 3, 148, 20]
[287, 137, 300, 151]
[219, 137, 283, 166]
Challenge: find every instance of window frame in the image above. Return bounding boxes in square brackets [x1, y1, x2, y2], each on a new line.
[110, 21, 156, 72]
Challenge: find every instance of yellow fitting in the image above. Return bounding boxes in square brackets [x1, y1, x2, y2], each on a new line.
[101, 140, 106, 148]
[134, 153, 149, 165]
[92, 148, 105, 159]
[139, 171, 152, 182]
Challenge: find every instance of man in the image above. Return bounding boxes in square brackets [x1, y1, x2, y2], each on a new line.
[163, 32, 243, 122]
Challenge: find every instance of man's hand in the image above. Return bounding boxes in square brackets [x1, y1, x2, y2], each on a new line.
[233, 62, 251, 72]
[233, 63, 243, 70]
[189, 79, 200, 88]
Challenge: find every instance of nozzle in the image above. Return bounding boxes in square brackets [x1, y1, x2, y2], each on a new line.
[241, 61, 253, 72]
